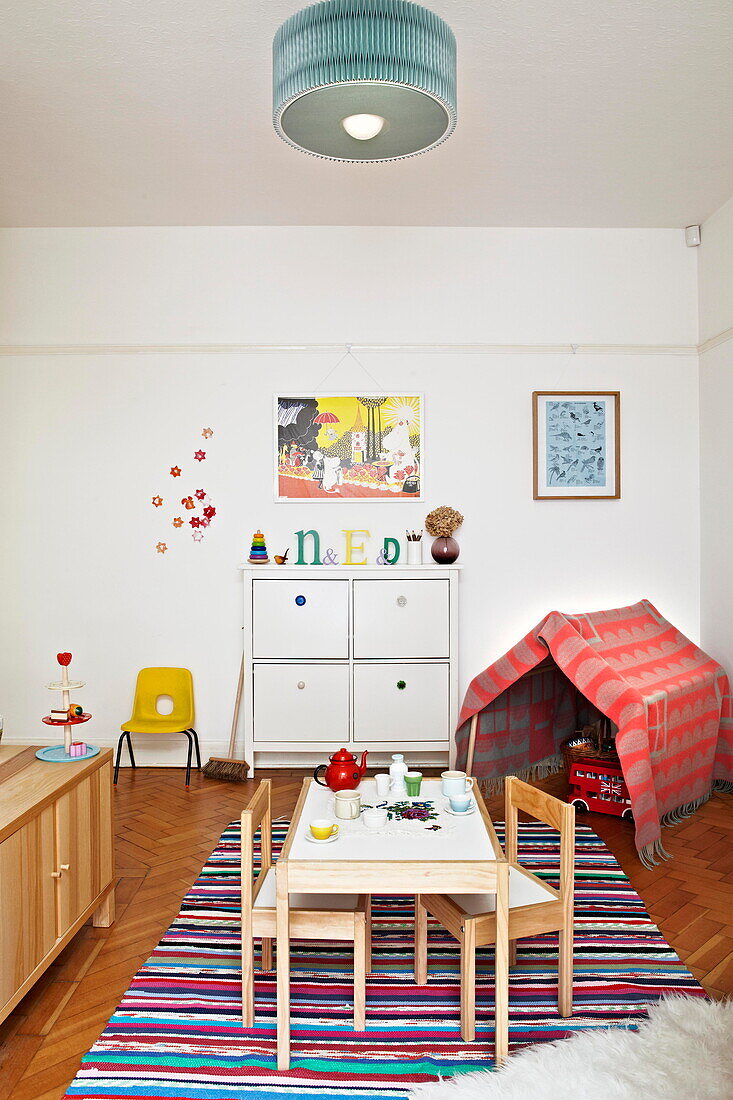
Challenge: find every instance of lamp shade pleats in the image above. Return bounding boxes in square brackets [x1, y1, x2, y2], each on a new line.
[273, 0, 457, 162]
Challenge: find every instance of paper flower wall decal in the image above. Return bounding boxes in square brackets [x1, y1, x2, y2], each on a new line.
[189, 516, 201, 528]
[192, 530, 204, 542]
[155, 542, 168, 553]
[170, 466, 181, 477]
[172, 516, 183, 528]
[202, 427, 213, 439]
[152, 495, 163, 508]
[195, 488, 206, 500]
[194, 450, 206, 462]
[203, 505, 216, 519]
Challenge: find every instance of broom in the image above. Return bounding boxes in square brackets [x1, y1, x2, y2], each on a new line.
[203, 653, 250, 781]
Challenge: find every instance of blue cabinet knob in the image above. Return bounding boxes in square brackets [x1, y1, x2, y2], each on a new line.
[295, 595, 306, 606]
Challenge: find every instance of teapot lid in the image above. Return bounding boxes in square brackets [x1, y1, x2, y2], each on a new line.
[330, 747, 356, 762]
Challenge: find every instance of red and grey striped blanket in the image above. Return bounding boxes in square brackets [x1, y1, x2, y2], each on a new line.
[456, 600, 733, 864]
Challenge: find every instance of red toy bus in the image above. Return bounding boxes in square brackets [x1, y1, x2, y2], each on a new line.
[568, 755, 633, 819]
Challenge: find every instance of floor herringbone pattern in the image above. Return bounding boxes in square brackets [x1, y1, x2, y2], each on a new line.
[0, 767, 731, 1099]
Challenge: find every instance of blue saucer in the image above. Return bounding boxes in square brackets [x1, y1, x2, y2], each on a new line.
[36, 744, 101, 763]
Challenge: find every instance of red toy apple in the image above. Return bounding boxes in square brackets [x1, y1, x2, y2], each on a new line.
[57, 652, 72, 666]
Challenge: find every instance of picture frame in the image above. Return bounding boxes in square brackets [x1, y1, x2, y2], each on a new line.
[274, 393, 424, 502]
[532, 391, 620, 500]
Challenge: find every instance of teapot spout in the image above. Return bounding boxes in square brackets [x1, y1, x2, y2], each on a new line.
[358, 750, 369, 775]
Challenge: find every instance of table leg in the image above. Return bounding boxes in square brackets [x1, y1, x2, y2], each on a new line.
[494, 861, 509, 1066]
[276, 861, 290, 1071]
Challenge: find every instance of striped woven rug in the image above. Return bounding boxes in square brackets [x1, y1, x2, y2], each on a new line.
[66, 820, 705, 1098]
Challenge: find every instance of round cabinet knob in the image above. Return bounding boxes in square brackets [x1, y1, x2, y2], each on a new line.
[60, 864, 70, 871]
[295, 595, 306, 606]
[397, 596, 407, 607]
[51, 870, 62, 879]
[397, 680, 406, 690]
[297, 681, 306, 690]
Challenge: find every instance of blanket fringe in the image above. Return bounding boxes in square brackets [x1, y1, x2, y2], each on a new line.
[661, 780, 733, 829]
[639, 837, 671, 869]
[477, 754, 564, 796]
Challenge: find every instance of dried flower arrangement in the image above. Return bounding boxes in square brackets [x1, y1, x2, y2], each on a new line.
[425, 505, 464, 538]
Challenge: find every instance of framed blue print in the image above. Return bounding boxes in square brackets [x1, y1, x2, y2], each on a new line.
[533, 391, 620, 499]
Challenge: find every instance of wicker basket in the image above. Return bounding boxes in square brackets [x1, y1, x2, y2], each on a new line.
[562, 725, 619, 772]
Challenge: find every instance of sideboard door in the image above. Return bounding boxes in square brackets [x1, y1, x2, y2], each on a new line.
[55, 776, 94, 934]
[0, 808, 56, 1013]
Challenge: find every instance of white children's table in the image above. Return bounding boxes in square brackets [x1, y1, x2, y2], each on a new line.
[273, 777, 509, 1069]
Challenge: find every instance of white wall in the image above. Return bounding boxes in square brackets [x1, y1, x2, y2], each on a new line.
[0, 228, 700, 764]
[699, 196, 733, 677]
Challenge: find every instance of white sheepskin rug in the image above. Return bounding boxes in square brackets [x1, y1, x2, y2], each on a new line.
[409, 997, 733, 1100]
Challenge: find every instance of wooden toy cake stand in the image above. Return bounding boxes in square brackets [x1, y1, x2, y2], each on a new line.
[37, 652, 100, 763]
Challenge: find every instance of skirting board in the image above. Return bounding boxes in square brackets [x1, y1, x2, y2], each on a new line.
[5, 734, 448, 771]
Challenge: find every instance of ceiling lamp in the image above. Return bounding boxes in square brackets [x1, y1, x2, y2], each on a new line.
[273, 0, 457, 163]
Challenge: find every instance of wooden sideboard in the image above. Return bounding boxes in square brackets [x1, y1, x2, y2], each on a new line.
[0, 745, 115, 1026]
[240, 565, 460, 775]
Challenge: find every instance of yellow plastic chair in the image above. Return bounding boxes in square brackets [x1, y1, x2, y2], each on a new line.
[115, 667, 200, 787]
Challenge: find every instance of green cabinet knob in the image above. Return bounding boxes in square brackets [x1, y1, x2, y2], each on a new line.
[397, 680, 406, 690]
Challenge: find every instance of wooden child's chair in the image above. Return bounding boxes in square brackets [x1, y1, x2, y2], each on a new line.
[415, 776, 575, 1043]
[241, 779, 372, 1029]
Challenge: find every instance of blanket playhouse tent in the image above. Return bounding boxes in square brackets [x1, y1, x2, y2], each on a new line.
[455, 600, 733, 865]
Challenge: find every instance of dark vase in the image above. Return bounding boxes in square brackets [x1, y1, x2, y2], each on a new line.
[431, 536, 459, 564]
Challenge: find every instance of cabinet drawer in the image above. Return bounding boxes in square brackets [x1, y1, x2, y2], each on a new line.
[353, 580, 449, 658]
[253, 580, 349, 658]
[353, 663, 449, 743]
[253, 664, 350, 744]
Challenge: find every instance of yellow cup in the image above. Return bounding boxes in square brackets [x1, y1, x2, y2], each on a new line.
[310, 819, 339, 840]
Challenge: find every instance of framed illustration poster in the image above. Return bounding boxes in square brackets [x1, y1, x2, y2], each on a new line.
[275, 393, 423, 501]
[533, 391, 620, 500]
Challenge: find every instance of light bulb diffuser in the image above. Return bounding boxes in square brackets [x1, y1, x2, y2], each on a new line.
[273, 0, 456, 163]
[341, 113, 387, 140]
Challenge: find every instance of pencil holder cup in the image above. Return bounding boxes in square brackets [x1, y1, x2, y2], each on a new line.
[406, 542, 422, 566]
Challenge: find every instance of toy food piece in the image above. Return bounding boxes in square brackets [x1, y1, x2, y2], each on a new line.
[67, 704, 84, 718]
[57, 652, 72, 666]
[50, 709, 69, 722]
[69, 741, 87, 757]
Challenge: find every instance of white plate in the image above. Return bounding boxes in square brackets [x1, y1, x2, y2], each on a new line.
[444, 801, 476, 817]
[304, 830, 340, 844]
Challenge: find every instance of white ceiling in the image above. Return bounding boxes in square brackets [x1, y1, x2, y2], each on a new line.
[3, 0, 732, 228]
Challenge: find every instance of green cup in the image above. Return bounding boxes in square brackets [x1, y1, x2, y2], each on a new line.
[405, 771, 423, 796]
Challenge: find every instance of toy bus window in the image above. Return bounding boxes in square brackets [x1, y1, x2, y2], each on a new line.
[576, 770, 584, 777]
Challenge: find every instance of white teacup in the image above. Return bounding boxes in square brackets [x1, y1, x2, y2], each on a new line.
[441, 770, 475, 797]
[363, 807, 388, 830]
[334, 790, 361, 820]
[374, 773, 391, 798]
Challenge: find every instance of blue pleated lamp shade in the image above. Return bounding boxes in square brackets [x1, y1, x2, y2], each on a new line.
[273, 0, 457, 162]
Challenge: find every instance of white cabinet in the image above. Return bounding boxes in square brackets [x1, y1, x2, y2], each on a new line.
[253, 579, 349, 658]
[353, 663, 449, 743]
[353, 579, 449, 658]
[254, 664, 350, 745]
[241, 565, 459, 772]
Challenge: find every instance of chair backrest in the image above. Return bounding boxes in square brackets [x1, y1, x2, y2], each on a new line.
[130, 667, 195, 728]
[241, 780, 273, 918]
[504, 776, 575, 902]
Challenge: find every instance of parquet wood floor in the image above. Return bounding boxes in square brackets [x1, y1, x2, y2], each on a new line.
[0, 766, 731, 1099]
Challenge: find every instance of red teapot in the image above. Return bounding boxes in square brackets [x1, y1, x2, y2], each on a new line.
[314, 747, 369, 791]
